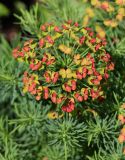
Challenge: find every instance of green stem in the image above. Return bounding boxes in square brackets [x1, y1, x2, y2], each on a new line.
[0, 74, 14, 81]
[64, 138, 67, 160]
[81, 48, 90, 57]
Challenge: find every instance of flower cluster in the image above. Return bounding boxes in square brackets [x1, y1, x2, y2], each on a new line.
[13, 21, 114, 112]
[118, 127, 125, 143]
[83, 0, 125, 38]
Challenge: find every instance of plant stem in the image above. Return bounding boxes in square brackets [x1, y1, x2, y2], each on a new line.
[64, 137, 67, 160]
[0, 74, 14, 81]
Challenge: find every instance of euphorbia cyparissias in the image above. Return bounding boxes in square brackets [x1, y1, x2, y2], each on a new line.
[13, 20, 114, 112]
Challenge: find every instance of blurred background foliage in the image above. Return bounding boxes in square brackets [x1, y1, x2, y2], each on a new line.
[0, 0, 36, 41]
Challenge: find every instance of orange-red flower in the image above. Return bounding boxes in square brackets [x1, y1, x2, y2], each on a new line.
[13, 21, 114, 113]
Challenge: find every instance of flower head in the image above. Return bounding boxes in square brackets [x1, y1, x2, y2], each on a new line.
[13, 21, 114, 113]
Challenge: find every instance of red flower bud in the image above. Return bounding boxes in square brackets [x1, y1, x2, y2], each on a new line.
[77, 95, 83, 102]
[43, 87, 49, 99]
[84, 88, 88, 95]
[67, 19, 72, 24]
[88, 69, 93, 75]
[46, 60, 54, 66]
[39, 39, 45, 48]
[52, 72, 59, 83]
[91, 58, 95, 63]
[79, 36, 85, 44]
[44, 72, 51, 83]
[85, 27, 92, 31]
[62, 101, 75, 112]
[51, 92, 57, 103]
[71, 80, 76, 91]
[36, 95, 41, 101]
[77, 71, 83, 79]
[101, 3, 109, 10]
[57, 97, 63, 104]
[74, 92, 80, 99]
[19, 52, 24, 57]
[92, 63, 95, 69]
[90, 89, 99, 99]
[97, 75, 102, 81]
[74, 22, 79, 27]
[54, 26, 61, 32]
[91, 79, 100, 85]
[94, 71, 99, 76]
[30, 63, 34, 70]
[82, 72, 87, 78]
[46, 36, 54, 44]
[90, 38, 96, 44]
[30, 62, 41, 71]
[74, 92, 83, 102]
[28, 82, 36, 93]
[118, 115, 125, 124]
[35, 62, 41, 70]
[67, 102, 75, 112]
[104, 72, 109, 79]
[41, 54, 48, 62]
[65, 84, 71, 92]
[40, 25, 46, 31]
[102, 41, 107, 46]
[108, 62, 114, 71]
[95, 44, 101, 51]
[101, 53, 110, 62]
[89, 32, 94, 37]
[82, 68, 87, 78]
[12, 47, 19, 55]
[83, 67, 87, 73]
[31, 89, 37, 95]
[83, 94, 88, 101]
[23, 46, 30, 52]
[86, 53, 91, 58]
[62, 25, 68, 30]
[12, 51, 18, 58]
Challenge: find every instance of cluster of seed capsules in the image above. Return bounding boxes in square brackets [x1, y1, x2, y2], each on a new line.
[83, 0, 125, 38]
[13, 20, 114, 112]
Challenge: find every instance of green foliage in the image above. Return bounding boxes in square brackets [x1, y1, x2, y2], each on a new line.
[0, 117, 19, 160]
[9, 100, 48, 134]
[104, 141, 125, 160]
[86, 115, 118, 148]
[47, 115, 86, 146]
[46, 115, 86, 159]
[0, 36, 24, 106]
[8, 100, 48, 160]
[14, 1, 26, 12]
[0, 3, 9, 17]
[15, 3, 49, 38]
[43, 0, 84, 22]
[87, 140, 125, 160]
[114, 38, 125, 56]
[40, 145, 65, 160]
[0, 37, 17, 104]
[86, 151, 105, 160]
[15, 4, 40, 36]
